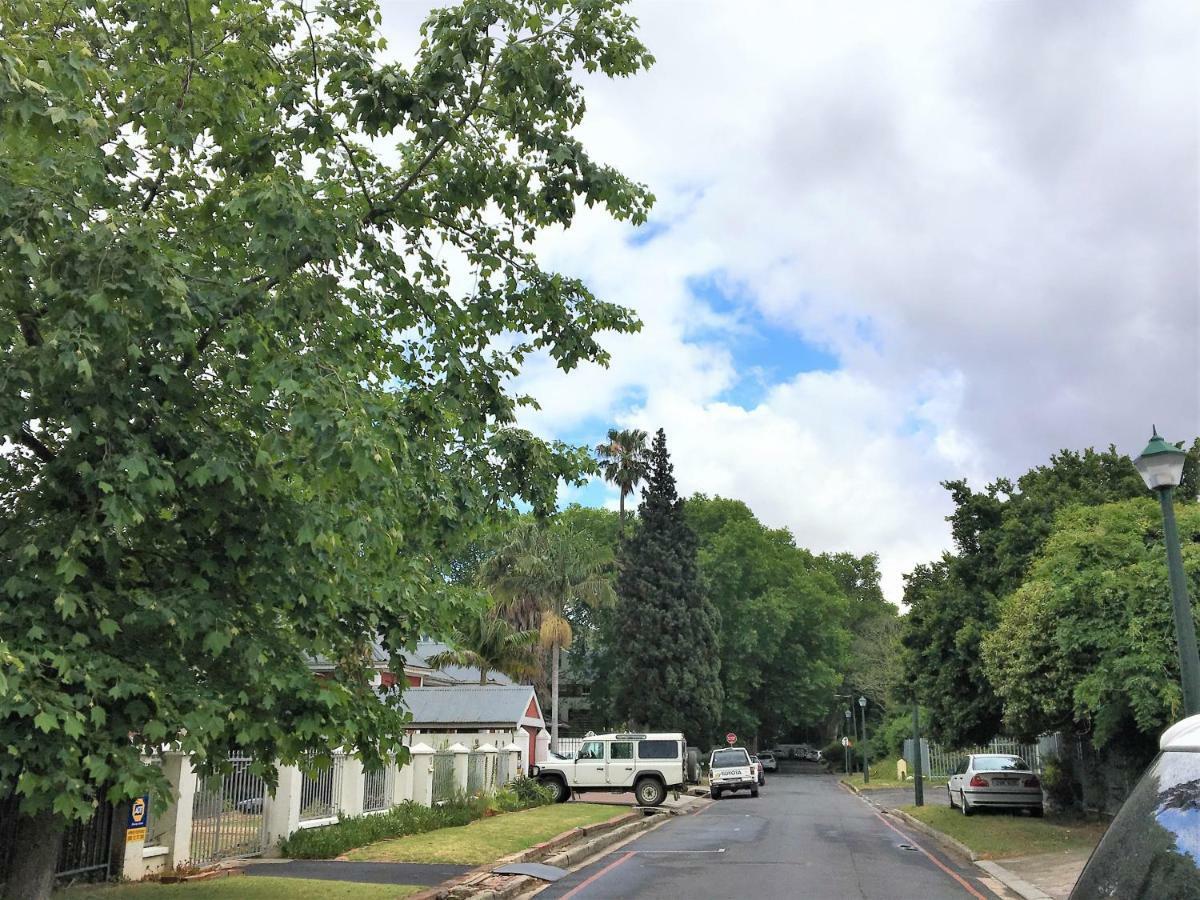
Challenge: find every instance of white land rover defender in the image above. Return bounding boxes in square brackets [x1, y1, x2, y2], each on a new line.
[532, 733, 686, 807]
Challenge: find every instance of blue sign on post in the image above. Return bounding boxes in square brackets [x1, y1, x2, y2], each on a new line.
[126, 796, 148, 843]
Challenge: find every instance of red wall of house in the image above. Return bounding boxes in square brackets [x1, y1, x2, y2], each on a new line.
[524, 697, 539, 720]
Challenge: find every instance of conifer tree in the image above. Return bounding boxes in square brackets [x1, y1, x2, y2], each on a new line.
[612, 430, 723, 744]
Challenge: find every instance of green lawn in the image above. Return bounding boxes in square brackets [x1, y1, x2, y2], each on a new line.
[58, 876, 419, 900]
[347, 802, 625, 865]
[900, 805, 1108, 860]
[840, 757, 948, 791]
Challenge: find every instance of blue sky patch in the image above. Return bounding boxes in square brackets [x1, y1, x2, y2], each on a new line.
[627, 220, 670, 247]
[685, 273, 840, 408]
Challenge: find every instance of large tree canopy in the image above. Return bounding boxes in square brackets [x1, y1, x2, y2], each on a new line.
[983, 499, 1200, 747]
[0, 0, 652, 886]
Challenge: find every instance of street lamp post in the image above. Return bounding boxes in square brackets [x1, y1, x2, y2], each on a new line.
[843, 709, 852, 774]
[1134, 427, 1200, 717]
[911, 701, 924, 807]
[858, 696, 870, 784]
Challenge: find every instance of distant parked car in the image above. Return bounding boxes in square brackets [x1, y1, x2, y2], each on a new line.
[758, 751, 778, 772]
[709, 747, 758, 800]
[750, 755, 765, 786]
[947, 754, 1043, 817]
[1070, 714, 1200, 899]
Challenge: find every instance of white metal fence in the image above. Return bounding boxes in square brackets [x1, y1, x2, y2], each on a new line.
[925, 737, 1044, 779]
[298, 753, 345, 822]
[431, 751, 456, 804]
[362, 765, 394, 813]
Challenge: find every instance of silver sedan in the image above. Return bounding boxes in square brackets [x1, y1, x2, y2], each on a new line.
[948, 754, 1043, 817]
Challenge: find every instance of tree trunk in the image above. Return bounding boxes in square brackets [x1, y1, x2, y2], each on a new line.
[4, 810, 66, 900]
[618, 491, 625, 535]
[479, 667, 488, 685]
[551, 643, 560, 753]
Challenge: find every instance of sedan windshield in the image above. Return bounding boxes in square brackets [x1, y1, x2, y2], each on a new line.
[974, 756, 1030, 772]
[712, 749, 749, 768]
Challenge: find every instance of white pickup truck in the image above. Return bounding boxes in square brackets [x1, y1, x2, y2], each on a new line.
[532, 732, 686, 807]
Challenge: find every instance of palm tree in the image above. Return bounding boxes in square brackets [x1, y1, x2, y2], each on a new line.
[425, 609, 540, 686]
[482, 520, 615, 749]
[595, 428, 651, 532]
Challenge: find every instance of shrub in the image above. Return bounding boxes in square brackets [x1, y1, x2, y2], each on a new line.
[1042, 755, 1082, 811]
[279, 798, 484, 859]
[507, 776, 555, 807]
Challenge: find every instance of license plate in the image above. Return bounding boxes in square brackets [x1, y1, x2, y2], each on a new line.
[994, 778, 1017, 786]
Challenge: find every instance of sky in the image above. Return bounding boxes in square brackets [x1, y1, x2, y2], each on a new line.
[380, 0, 1200, 600]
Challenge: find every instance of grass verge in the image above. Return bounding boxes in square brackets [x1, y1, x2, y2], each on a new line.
[347, 802, 625, 865]
[57, 875, 419, 899]
[839, 757, 949, 791]
[900, 804, 1108, 860]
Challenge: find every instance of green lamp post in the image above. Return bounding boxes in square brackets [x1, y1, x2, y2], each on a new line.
[1134, 427, 1200, 717]
[858, 696, 870, 784]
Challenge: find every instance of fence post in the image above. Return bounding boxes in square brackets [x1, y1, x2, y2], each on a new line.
[393, 755, 414, 806]
[478, 744, 498, 790]
[409, 744, 435, 807]
[158, 752, 197, 868]
[264, 764, 302, 851]
[503, 742, 523, 782]
[449, 743, 469, 795]
[338, 754, 364, 819]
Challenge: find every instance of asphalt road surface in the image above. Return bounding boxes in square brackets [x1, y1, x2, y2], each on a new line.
[537, 763, 1013, 900]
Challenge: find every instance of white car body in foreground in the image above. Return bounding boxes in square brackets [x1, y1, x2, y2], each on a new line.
[948, 753, 1043, 816]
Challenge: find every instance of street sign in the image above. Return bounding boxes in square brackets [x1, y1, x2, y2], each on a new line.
[841, 737, 852, 747]
[725, 732, 736, 745]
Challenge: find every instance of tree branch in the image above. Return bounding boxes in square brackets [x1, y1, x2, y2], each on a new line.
[142, 0, 196, 212]
[17, 427, 55, 463]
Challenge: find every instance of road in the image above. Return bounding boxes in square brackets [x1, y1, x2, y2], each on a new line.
[536, 764, 1013, 900]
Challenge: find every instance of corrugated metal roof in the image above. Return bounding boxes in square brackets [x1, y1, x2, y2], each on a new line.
[402, 685, 540, 727]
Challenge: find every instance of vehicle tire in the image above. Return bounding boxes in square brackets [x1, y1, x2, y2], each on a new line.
[635, 777, 667, 807]
[541, 776, 570, 804]
[1031, 806, 1044, 818]
[758, 775, 765, 786]
[947, 787, 956, 809]
[751, 787, 759, 798]
[960, 790, 973, 817]
[710, 787, 721, 801]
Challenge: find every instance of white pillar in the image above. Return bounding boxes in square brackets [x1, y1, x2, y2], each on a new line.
[264, 765, 302, 851]
[409, 743, 434, 807]
[449, 743, 469, 795]
[502, 742, 523, 784]
[158, 753, 196, 869]
[338, 755, 364, 819]
[393, 757, 413, 806]
[478, 744, 498, 791]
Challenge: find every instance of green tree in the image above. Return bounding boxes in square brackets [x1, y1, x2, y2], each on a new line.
[611, 430, 722, 744]
[0, 0, 652, 894]
[901, 443, 1198, 747]
[482, 518, 615, 748]
[426, 609, 540, 686]
[983, 499, 1200, 747]
[595, 428, 651, 532]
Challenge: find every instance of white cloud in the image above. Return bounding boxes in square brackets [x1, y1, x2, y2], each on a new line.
[378, 0, 1199, 600]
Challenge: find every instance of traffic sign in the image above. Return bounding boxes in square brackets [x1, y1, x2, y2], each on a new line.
[841, 737, 851, 747]
[725, 732, 736, 745]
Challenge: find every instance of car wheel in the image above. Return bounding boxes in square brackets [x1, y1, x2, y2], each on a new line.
[710, 787, 721, 800]
[1030, 806, 1044, 818]
[636, 777, 667, 807]
[960, 790, 973, 817]
[541, 776, 569, 804]
[947, 787, 956, 809]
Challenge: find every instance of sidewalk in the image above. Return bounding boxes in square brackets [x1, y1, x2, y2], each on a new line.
[854, 785, 1096, 900]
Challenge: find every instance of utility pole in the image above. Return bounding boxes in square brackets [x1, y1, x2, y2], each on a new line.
[858, 697, 870, 784]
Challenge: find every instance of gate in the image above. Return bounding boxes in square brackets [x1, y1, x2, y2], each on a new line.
[191, 754, 268, 865]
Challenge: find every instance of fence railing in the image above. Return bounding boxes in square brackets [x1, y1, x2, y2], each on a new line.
[298, 753, 345, 822]
[466, 752, 486, 794]
[362, 765, 394, 814]
[925, 737, 1045, 779]
[431, 751, 456, 804]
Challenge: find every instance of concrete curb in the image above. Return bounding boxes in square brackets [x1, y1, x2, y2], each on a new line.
[975, 861, 1054, 900]
[415, 796, 709, 900]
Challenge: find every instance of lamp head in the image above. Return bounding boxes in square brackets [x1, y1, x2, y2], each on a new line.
[1134, 426, 1187, 491]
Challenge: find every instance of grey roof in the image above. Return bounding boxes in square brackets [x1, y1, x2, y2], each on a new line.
[416, 640, 514, 686]
[402, 685, 541, 728]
